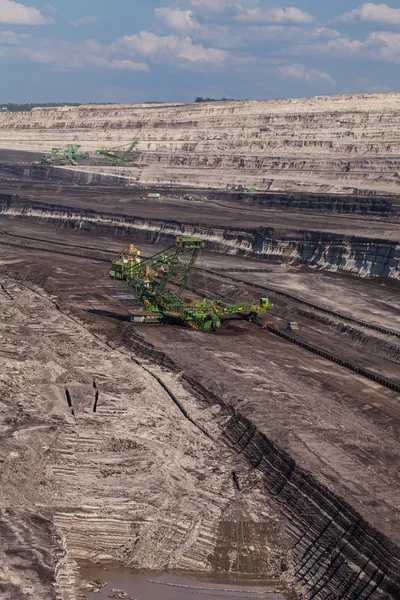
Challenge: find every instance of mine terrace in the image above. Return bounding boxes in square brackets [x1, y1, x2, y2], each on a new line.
[0, 93, 399, 600]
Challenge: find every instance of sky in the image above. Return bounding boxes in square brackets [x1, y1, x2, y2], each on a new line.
[0, 0, 400, 102]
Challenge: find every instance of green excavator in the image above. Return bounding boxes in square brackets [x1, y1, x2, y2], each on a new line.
[95, 140, 138, 165]
[41, 144, 88, 166]
[109, 237, 271, 331]
[40, 140, 139, 167]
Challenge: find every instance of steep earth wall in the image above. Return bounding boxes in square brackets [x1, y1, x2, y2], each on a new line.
[1, 196, 399, 279]
[207, 392, 400, 599]
[0, 162, 397, 215]
[1, 277, 400, 599]
[2, 92, 400, 194]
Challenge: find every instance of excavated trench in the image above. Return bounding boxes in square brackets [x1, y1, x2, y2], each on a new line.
[114, 326, 400, 599]
[224, 412, 400, 599]
[1, 194, 399, 279]
[0, 162, 398, 214]
[297, 309, 400, 363]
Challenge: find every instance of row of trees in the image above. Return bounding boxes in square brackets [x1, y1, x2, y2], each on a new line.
[0, 103, 82, 112]
[0, 99, 237, 112]
[195, 97, 235, 103]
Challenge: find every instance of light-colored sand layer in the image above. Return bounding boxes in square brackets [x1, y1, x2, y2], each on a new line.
[1, 92, 400, 194]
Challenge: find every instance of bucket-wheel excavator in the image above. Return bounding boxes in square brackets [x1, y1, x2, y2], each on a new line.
[109, 237, 271, 331]
[41, 145, 88, 166]
[95, 140, 138, 165]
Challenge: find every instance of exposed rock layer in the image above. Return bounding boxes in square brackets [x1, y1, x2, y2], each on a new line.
[2, 92, 400, 194]
[1, 161, 398, 214]
[1, 195, 399, 279]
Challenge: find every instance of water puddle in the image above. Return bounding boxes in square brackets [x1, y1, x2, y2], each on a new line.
[81, 567, 289, 600]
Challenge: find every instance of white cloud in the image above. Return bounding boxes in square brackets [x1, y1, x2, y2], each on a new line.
[367, 84, 392, 91]
[155, 8, 196, 32]
[152, 4, 325, 50]
[0, 29, 20, 44]
[184, 0, 314, 24]
[111, 31, 227, 63]
[0, 0, 54, 25]
[339, 3, 400, 25]
[294, 30, 400, 63]
[365, 30, 400, 60]
[45, 3, 56, 12]
[236, 6, 314, 24]
[187, 0, 232, 13]
[2, 37, 149, 71]
[70, 16, 99, 27]
[155, 7, 240, 47]
[312, 27, 341, 39]
[278, 63, 336, 84]
[227, 24, 340, 46]
[84, 56, 149, 71]
[315, 37, 364, 55]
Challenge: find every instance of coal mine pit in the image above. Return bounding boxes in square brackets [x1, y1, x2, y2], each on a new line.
[0, 94, 400, 600]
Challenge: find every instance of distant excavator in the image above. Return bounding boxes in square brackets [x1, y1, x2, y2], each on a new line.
[40, 140, 139, 167]
[95, 140, 138, 165]
[110, 237, 271, 331]
[41, 144, 88, 166]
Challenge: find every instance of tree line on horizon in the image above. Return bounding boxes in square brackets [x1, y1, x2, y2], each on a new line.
[0, 103, 83, 112]
[195, 97, 236, 102]
[0, 98, 238, 112]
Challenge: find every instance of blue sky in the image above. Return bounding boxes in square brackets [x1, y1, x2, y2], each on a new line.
[1, 0, 399, 102]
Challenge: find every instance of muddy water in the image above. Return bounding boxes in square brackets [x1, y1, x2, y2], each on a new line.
[81, 567, 289, 599]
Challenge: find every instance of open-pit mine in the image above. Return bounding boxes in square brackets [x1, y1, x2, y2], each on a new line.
[0, 92, 399, 600]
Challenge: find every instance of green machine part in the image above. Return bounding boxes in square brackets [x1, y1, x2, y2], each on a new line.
[109, 237, 271, 331]
[95, 140, 138, 165]
[45, 144, 88, 166]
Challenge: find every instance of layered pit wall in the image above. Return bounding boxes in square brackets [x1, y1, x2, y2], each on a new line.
[1, 277, 400, 600]
[1, 195, 399, 279]
[0, 510, 83, 600]
[0, 162, 398, 215]
[197, 389, 400, 600]
[0, 162, 400, 221]
[2, 92, 400, 194]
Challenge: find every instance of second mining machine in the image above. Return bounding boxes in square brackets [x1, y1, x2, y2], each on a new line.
[109, 237, 271, 331]
[95, 140, 138, 165]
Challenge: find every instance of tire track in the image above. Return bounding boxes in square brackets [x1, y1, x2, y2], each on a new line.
[251, 317, 400, 394]
[1, 232, 399, 393]
[198, 267, 400, 340]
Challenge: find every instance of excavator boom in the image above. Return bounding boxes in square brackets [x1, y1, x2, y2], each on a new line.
[95, 140, 138, 164]
[42, 144, 88, 166]
[110, 238, 271, 331]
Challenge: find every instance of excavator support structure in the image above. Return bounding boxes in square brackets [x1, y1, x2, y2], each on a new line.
[95, 140, 138, 165]
[109, 238, 271, 331]
[41, 144, 88, 166]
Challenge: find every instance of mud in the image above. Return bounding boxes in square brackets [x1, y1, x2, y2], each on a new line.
[81, 568, 288, 600]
